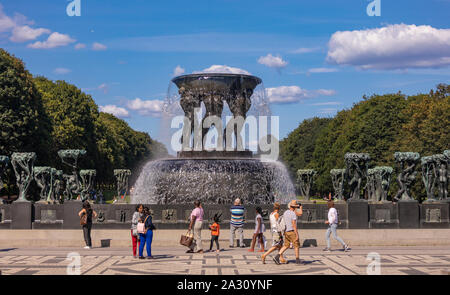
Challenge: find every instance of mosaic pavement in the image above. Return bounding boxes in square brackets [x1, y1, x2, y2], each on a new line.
[0, 247, 450, 275]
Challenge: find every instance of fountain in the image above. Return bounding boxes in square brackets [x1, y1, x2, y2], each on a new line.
[132, 73, 295, 205]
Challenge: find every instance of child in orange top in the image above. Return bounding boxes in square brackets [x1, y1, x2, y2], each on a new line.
[209, 214, 221, 253]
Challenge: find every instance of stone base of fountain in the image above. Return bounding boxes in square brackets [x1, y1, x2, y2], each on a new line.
[132, 158, 295, 205]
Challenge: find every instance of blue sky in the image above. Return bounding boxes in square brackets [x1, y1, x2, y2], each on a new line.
[1, 0, 449, 146]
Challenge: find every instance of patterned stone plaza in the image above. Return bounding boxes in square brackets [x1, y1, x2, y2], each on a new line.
[1, 246, 449, 275]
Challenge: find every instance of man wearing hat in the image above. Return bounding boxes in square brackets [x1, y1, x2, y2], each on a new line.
[273, 200, 303, 265]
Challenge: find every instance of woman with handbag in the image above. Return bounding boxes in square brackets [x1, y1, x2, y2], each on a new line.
[78, 201, 97, 249]
[186, 200, 204, 254]
[138, 207, 155, 259]
[131, 204, 144, 258]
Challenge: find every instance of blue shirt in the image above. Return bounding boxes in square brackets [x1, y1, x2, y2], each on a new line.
[230, 205, 245, 227]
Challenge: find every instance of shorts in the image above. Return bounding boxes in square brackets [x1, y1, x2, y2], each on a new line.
[283, 231, 300, 248]
[272, 232, 283, 249]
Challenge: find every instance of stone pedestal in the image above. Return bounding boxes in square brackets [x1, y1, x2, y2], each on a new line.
[419, 202, 449, 228]
[369, 202, 399, 229]
[11, 202, 33, 229]
[32, 203, 64, 229]
[347, 199, 369, 229]
[62, 200, 83, 229]
[398, 200, 419, 228]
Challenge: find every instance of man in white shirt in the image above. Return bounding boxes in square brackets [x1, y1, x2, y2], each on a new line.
[324, 201, 350, 252]
[273, 200, 303, 265]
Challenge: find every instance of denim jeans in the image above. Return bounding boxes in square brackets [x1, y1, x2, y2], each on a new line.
[82, 224, 92, 247]
[139, 230, 153, 257]
[229, 225, 244, 247]
[326, 224, 346, 249]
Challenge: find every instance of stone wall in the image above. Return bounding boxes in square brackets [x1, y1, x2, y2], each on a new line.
[0, 201, 448, 230]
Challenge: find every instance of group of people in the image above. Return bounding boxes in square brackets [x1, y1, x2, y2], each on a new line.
[78, 198, 351, 263]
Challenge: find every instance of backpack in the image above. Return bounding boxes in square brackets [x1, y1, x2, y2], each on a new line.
[276, 215, 286, 233]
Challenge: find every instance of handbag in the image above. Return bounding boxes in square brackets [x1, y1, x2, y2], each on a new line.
[180, 230, 194, 247]
[80, 213, 87, 226]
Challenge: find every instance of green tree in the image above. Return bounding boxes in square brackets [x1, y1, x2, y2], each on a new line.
[0, 49, 52, 163]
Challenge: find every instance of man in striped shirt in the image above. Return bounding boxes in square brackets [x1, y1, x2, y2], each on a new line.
[229, 198, 246, 248]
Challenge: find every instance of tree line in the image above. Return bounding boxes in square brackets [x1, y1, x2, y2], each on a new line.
[0, 49, 167, 196]
[279, 84, 449, 201]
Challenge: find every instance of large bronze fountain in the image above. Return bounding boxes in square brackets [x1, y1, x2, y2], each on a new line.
[131, 73, 295, 205]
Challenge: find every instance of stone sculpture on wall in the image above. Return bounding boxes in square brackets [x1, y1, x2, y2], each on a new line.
[58, 149, 86, 200]
[114, 169, 131, 200]
[11, 152, 36, 202]
[393, 152, 420, 201]
[80, 169, 96, 201]
[344, 153, 370, 200]
[296, 169, 316, 200]
[330, 169, 345, 200]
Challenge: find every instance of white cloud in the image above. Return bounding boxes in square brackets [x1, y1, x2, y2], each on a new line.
[309, 101, 342, 106]
[307, 67, 339, 74]
[194, 65, 251, 75]
[318, 108, 338, 115]
[327, 24, 450, 70]
[9, 25, 50, 42]
[173, 65, 185, 76]
[0, 5, 15, 33]
[92, 42, 107, 51]
[291, 47, 320, 54]
[126, 98, 164, 117]
[266, 86, 336, 104]
[74, 43, 86, 50]
[98, 83, 109, 94]
[53, 67, 71, 75]
[99, 105, 130, 118]
[28, 32, 76, 49]
[258, 54, 288, 69]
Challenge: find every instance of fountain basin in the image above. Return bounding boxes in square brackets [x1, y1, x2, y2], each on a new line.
[131, 158, 295, 205]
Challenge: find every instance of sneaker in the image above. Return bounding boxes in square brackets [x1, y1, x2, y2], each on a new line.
[323, 247, 331, 252]
[229, 245, 234, 248]
[296, 258, 302, 265]
[138, 256, 145, 259]
[83, 246, 90, 249]
[272, 254, 281, 265]
[248, 249, 254, 252]
[186, 250, 194, 253]
[344, 245, 351, 252]
[240, 245, 246, 248]
[146, 256, 154, 259]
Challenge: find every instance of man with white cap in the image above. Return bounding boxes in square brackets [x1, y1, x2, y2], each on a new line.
[273, 200, 302, 265]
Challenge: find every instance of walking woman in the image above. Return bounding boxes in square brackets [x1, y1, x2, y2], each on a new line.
[139, 207, 155, 259]
[261, 203, 285, 263]
[187, 200, 204, 254]
[248, 207, 265, 252]
[323, 201, 350, 252]
[131, 204, 144, 258]
[78, 201, 97, 249]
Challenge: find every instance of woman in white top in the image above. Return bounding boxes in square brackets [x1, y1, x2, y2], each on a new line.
[248, 207, 265, 252]
[261, 203, 286, 264]
[324, 201, 350, 252]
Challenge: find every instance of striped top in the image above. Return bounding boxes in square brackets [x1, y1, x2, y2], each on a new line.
[230, 205, 245, 227]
